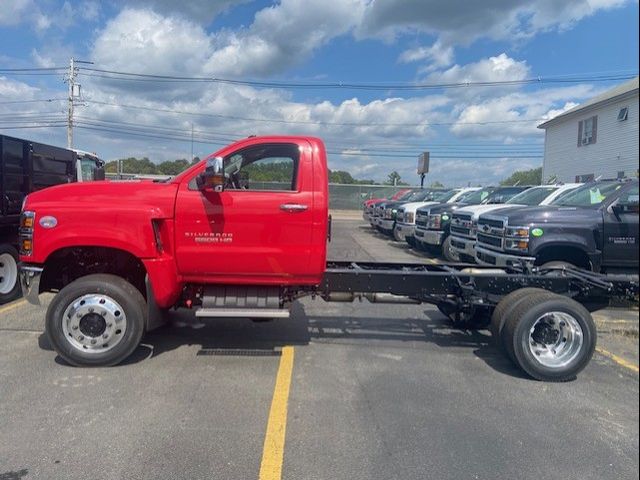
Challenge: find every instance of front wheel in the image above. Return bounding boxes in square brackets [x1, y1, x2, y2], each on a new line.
[442, 236, 459, 262]
[0, 244, 21, 304]
[46, 274, 147, 367]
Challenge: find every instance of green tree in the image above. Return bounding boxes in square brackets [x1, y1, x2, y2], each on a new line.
[500, 167, 542, 186]
[157, 159, 190, 175]
[385, 171, 407, 186]
[429, 181, 445, 188]
[329, 170, 356, 184]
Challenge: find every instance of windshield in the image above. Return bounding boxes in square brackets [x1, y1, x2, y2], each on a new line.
[459, 188, 494, 204]
[431, 190, 458, 202]
[405, 190, 432, 202]
[551, 181, 624, 207]
[506, 186, 558, 206]
[483, 187, 527, 204]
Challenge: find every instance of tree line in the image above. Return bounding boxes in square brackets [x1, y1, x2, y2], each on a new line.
[105, 156, 543, 186]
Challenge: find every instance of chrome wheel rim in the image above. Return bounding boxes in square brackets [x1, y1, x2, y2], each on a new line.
[527, 311, 583, 368]
[62, 294, 127, 354]
[0, 253, 18, 295]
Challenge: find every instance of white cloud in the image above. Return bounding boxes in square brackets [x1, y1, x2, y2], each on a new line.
[358, 0, 632, 44]
[399, 41, 455, 72]
[426, 53, 531, 85]
[449, 84, 599, 139]
[119, 0, 249, 24]
[0, 0, 32, 26]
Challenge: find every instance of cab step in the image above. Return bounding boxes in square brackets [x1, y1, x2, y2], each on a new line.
[195, 308, 290, 319]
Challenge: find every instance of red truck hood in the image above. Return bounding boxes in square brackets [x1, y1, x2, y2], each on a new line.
[24, 179, 178, 218]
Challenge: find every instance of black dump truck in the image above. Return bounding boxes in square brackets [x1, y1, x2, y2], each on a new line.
[1, 134, 105, 303]
[475, 180, 639, 273]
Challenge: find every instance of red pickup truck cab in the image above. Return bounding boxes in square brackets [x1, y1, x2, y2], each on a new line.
[20, 136, 329, 365]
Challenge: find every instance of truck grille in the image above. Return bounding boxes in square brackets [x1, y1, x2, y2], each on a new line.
[476, 215, 508, 251]
[415, 212, 428, 228]
[451, 213, 473, 238]
[477, 233, 502, 248]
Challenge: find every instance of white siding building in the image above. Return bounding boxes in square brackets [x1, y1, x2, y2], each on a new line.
[538, 77, 639, 183]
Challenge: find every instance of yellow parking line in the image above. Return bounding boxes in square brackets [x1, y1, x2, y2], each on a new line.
[596, 347, 639, 373]
[0, 299, 27, 316]
[259, 346, 295, 480]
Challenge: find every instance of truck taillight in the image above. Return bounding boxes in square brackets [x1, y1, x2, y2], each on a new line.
[19, 211, 35, 256]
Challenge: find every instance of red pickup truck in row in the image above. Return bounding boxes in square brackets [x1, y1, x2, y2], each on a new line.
[18, 136, 638, 381]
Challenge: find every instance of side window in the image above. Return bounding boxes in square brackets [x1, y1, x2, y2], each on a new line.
[223, 143, 299, 191]
[617, 186, 639, 212]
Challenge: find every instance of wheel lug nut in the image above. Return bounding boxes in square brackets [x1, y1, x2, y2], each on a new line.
[559, 321, 566, 327]
[77, 313, 82, 318]
[72, 325, 78, 330]
[103, 334, 109, 339]
[88, 307, 94, 313]
[91, 339, 97, 345]
[78, 335, 84, 341]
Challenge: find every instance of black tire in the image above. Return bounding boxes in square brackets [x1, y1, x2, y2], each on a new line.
[490, 288, 555, 346]
[441, 236, 459, 262]
[0, 243, 21, 305]
[46, 274, 147, 367]
[502, 294, 596, 382]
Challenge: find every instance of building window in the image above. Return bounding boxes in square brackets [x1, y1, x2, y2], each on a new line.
[617, 107, 629, 121]
[578, 115, 597, 146]
[575, 173, 595, 182]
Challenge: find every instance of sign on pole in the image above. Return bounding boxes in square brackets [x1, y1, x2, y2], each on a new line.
[417, 152, 429, 174]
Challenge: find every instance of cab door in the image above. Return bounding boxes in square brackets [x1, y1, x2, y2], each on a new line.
[602, 184, 639, 269]
[174, 141, 315, 283]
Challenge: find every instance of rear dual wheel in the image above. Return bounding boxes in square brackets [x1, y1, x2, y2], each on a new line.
[46, 274, 146, 367]
[493, 289, 596, 382]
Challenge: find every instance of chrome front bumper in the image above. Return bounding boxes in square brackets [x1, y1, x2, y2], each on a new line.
[19, 265, 43, 305]
[378, 219, 395, 231]
[394, 223, 415, 239]
[449, 236, 476, 256]
[475, 246, 536, 268]
[422, 229, 444, 246]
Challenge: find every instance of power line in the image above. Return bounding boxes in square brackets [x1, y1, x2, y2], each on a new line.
[83, 98, 548, 127]
[0, 67, 66, 72]
[77, 67, 638, 91]
[74, 116, 543, 154]
[0, 98, 66, 105]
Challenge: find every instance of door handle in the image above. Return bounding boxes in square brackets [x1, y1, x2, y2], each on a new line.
[280, 203, 308, 213]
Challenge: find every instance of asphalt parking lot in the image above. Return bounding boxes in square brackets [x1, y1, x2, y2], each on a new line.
[1, 217, 638, 480]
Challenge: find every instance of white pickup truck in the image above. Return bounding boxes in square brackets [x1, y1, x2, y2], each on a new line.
[393, 188, 480, 244]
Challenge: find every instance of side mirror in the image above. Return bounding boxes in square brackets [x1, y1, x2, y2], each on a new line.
[612, 203, 639, 215]
[93, 165, 105, 181]
[198, 156, 224, 192]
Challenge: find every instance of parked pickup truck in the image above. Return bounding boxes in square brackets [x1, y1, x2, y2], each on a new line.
[476, 180, 639, 272]
[17, 135, 639, 381]
[394, 187, 480, 244]
[448, 185, 583, 263]
[366, 189, 416, 226]
[362, 189, 411, 223]
[373, 189, 443, 235]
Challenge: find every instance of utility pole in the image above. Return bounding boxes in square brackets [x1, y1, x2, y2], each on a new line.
[190, 122, 194, 162]
[66, 57, 76, 149]
[64, 57, 93, 149]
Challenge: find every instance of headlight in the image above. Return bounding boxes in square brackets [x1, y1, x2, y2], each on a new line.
[19, 211, 36, 255]
[506, 226, 530, 238]
[391, 208, 398, 219]
[428, 214, 441, 229]
[505, 238, 530, 252]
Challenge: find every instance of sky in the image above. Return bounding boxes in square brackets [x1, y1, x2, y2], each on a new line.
[0, 0, 638, 185]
